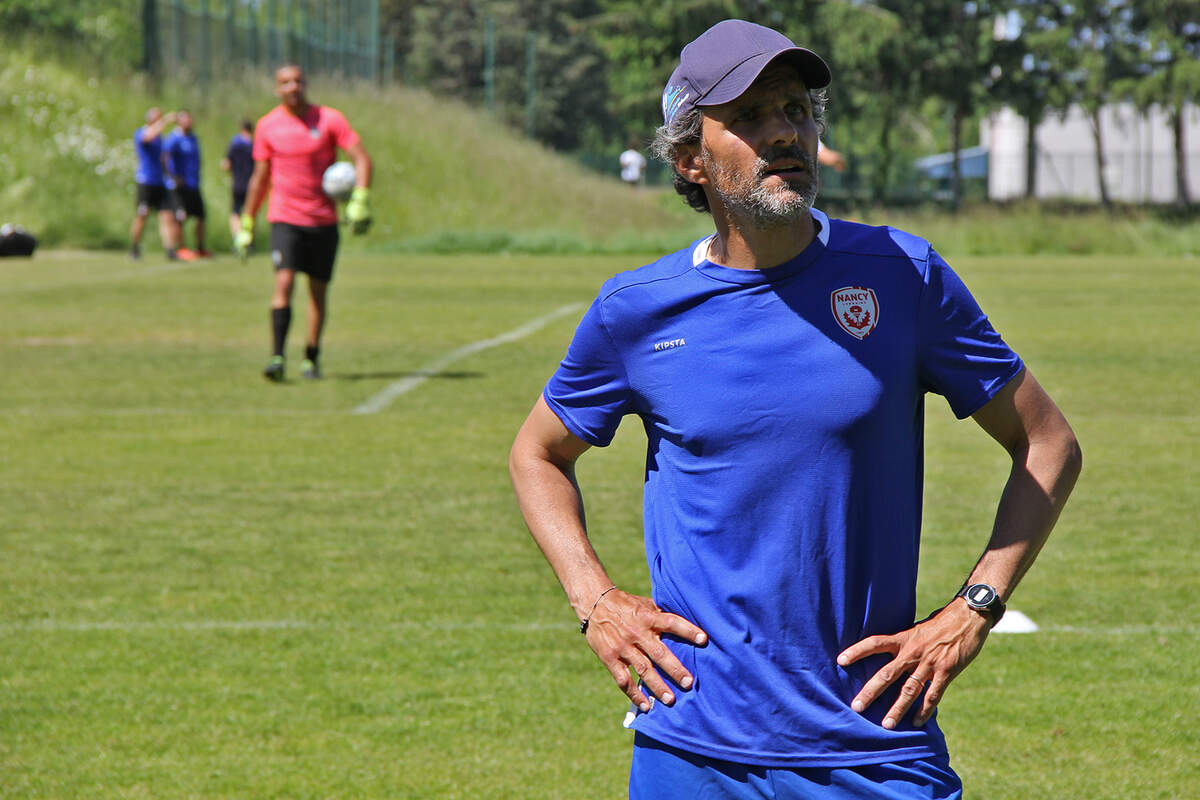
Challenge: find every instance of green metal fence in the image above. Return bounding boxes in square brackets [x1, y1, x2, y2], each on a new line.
[142, 0, 390, 84]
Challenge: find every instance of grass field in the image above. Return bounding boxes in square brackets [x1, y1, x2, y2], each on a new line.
[1, 247, 1197, 798]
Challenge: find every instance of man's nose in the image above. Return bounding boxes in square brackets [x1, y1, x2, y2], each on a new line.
[764, 109, 800, 146]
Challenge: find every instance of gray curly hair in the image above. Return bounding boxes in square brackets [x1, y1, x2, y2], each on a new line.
[650, 88, 827, 214]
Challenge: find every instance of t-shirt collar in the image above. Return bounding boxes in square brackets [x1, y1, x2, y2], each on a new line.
[691, 208, 830, 283]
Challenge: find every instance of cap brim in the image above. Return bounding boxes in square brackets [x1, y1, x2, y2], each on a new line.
[697, 47, 831, 107]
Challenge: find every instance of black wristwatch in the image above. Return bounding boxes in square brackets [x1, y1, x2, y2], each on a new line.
[956, 583, 1006, 628]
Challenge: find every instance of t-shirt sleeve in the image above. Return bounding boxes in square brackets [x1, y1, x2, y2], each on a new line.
[328, 109, 360, 152]
[542, 297, 635, 447]
[251, 123, 271, 161]
[917, 250, 1024, 419]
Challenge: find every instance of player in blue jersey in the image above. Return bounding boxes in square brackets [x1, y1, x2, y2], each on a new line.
[509, 20, 1082, 799]
[164, 110, 209, 259]
[129, 107, 182, 260]
[221, 120, 255, 248]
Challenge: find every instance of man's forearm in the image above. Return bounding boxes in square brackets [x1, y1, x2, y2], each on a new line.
[354, 152, 373, 189]
[509, 446, 614, 620]
[243, 170, 268, 221]
[964, 424, 1082, 602]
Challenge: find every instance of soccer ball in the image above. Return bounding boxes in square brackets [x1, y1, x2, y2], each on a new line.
[321, 161, 357, 201]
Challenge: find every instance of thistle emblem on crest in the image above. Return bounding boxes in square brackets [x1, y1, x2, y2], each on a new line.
[831, 286, 880, 340]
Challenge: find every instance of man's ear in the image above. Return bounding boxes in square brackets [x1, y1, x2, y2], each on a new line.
[675, 143, 707, 186]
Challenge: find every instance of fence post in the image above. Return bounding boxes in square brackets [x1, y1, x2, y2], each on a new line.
[248, 0, 258, 69]
[349, 0, 359, 79]
[141, 0, 160, 78]
[171, 0, 184, 74]
[526, 31, 536, 138]
[199, 0, 211, 84]
[301, 0, 311, 72]
[342, 1, 351, 80]
[383, 29, 395, 87]
[484, 16, 495, 115]
[286, 0, 296, 64]
[369, 0, 380, 83]
[267, 0, 279, 66]
[224, 0, 235, 77]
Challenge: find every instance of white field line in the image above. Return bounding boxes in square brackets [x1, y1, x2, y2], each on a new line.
[1, 258, 206, 294]
[3, 617, 1197, 636]
[0, 619, 568, 634]
[352, 302, 584, 415]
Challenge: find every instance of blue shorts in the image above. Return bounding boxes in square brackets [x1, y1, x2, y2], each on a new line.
[629, 733, 962, 800]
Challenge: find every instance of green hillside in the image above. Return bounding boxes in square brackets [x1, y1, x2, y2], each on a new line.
[0, 40, 701, 253]
[3, 40, 1196, 257]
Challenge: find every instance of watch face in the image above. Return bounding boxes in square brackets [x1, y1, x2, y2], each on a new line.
[964, 584, 998, 608]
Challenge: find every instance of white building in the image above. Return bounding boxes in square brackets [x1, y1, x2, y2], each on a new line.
[982, 102, 1200, 203]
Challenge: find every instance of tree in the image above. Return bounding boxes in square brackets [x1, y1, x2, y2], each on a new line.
[405, 0, 486, 99]
[489, 0, 610, 151]
[403, 0, 611, 151]
[591, 0, 746, 144]
[1037, 0, 1140, 209]
[812, 0, 913, 203]
[882, 0, 1002, 211]
[991, 2, 1060, 199]
[1123, 0, 1199, 206]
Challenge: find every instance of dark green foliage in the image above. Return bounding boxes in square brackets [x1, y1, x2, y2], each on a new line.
[0, 0, 142, 68]
[6, 0, 1193, 205]
[404, 0, 610, 151]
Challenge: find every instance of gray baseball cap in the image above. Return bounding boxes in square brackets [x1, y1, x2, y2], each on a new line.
[662, 19, 831, 124]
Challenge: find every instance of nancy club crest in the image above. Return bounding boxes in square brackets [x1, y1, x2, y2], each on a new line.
[831, 286, 879, 340]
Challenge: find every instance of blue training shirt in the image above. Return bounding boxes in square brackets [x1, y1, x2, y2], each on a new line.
[225, 133, 254, 193]
[133, 126, 165, 186]
[164, 130, 202, 190]
[543, 209, 1023, 768]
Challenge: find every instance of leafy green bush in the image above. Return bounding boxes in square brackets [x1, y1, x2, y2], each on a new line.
[0, 0, 141, 68]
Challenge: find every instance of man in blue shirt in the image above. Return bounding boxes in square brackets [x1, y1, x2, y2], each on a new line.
[221, 119, 255, 249]
[164, 109, 209, 259]
[129, 107, 182, 260]
[509, 19, 1082, 799]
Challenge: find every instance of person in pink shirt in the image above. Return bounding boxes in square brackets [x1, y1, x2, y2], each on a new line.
[236, 63, 373, 381]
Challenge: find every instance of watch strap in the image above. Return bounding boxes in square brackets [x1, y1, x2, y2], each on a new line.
[956, 583, 1006, 628]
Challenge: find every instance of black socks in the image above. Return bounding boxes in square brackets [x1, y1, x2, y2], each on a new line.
[271, 306, 292, 357]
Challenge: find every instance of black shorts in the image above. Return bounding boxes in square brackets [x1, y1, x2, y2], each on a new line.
[270, 222, 339, 283]
[170, 186, 206, 220]
[136, 183, 169, 215]
[231, 189, 248, 215]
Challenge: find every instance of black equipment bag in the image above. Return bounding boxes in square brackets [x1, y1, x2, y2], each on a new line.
[0, 224, 37, 257]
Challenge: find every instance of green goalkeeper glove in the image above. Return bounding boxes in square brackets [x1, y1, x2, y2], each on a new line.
[234, 214, 255, 258]
[345, 186, 372, 235]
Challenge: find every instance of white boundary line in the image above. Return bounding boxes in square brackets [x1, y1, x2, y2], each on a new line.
[2, 618, 1196, 635]
[352, 302, 584, 415]
[0, 620, 568, 633]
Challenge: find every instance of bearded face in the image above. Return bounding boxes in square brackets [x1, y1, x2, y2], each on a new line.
[700, 141, 819, 228]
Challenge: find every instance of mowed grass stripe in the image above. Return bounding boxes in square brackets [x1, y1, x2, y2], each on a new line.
[1, 250, 1197, 799]
[7, 617, 1198, 636]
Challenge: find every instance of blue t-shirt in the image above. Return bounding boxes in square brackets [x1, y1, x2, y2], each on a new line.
[543, 209, 1023, 768]
[225, 133, 254, 193]
[133, 126, 165, 187]
[164, 130, 202, 190]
